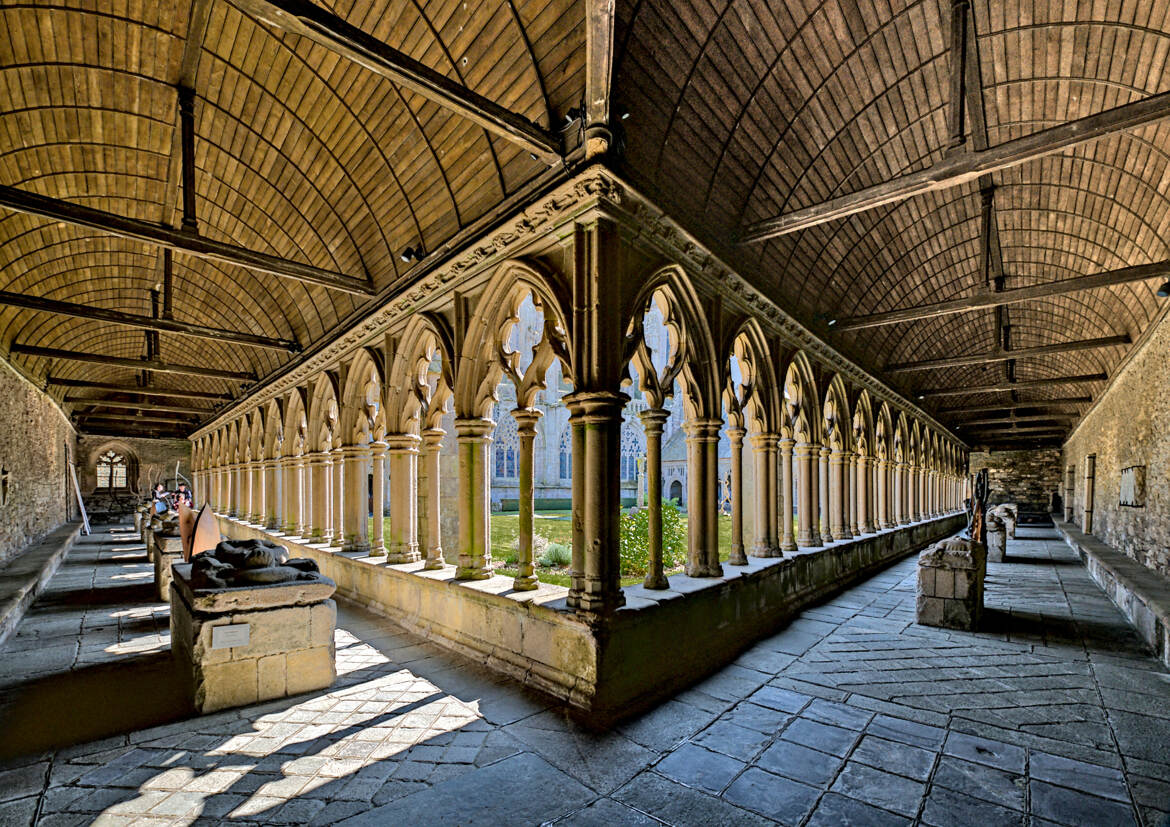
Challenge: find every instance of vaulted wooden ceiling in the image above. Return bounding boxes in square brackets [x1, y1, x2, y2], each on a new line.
[2, 0, 1169, 447]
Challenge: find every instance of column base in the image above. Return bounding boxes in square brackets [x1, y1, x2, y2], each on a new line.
[643, 572, 670, 589]
[749, 544, 782, 558]
[833, 530, 852, 541]
[685, 562, 723, 578]
[385, 545, 420, 564]
[779, 540, 797, 552]
[455, 565, 491, 581]
[727, 543, 748, 566]
[422, 549, 446, 570]
[512, 574, 539, 591]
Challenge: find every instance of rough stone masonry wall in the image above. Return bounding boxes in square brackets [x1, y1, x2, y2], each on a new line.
[0, 356, 76, 565]
[1064, 310, 1170, 580]
[968, 448, 1062, 512]
[77, 435, 192, 497]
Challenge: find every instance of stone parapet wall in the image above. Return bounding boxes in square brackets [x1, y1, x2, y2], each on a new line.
[0, 356, 76, 564]
[968, 448, 1061, 513]
[1064, 310, 1170, 578]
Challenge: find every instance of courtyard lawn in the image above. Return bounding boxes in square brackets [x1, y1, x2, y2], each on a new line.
[377, 509, 735, 588]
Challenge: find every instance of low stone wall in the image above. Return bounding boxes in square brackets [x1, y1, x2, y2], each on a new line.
[217, 512, 965, 725]
[1055, 519, 1170, 669]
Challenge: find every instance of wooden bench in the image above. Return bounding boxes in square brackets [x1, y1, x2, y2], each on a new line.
[1056, 520, 1170, 669]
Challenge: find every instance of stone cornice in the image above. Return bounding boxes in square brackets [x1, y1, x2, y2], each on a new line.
[192, 166, 965, 455]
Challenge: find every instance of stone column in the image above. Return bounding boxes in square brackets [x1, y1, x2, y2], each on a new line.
[565, 392, 627, 613]
[795, 441, 819, 547]
[263, 459, 281, 529]
[281, 456, 299, 534]
[639, 409, 670, 589]
[749, 433, 779, 557]
[307, 451, 330, 542]
[384, 435, 416, 562]
[369, 440, 389, 558]
[829, 446, 847, 541]
[848, 452, 859, 536]
[819, 447, 832, 542]
[858, 455, 872, 533]
[341, 444, 371, 553]
[726, 426, 747, 566]
[250, 461, 264, 523]
[420, 428, 445, 569]
[330, 446, 344, 547]
[236, 463, 247, 518]
[876, 458, 890, 529]
[779, 436, 796, 552]
[294, 455, 310, 535]
[683, 417, 723, 578]
[892, 461, 904, 525]
[511, 409, 541, 590]
[454, 418, 493, 580]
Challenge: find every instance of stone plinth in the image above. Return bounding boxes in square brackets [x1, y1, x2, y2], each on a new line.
[170, 563, 337, 714]
[151, 534, 184, 601]
[917, 537, 987, 631]
[142, 525, 155, 561]
[992, 504, 1017, 539]
[986, 514, 1007, 563]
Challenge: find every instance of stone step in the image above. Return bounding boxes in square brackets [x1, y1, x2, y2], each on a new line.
[0, 522, 83, 647]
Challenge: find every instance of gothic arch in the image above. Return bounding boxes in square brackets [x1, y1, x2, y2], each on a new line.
[723, 318, 780, 434]
[852, 390, 875, 458]
[284, 388, 309, 457]
[875, 402, 894, 461]
[308, 372, 342, 452]
[780, 350, 821, 443]
[264, 398, 285, 460]
[822, 374, 851, 451]
[341, 350, 386, 445]
[386, 313, 455, 434]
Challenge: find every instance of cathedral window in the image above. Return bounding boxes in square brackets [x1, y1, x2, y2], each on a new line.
[494, 415, 518, 479]
[96, 451, 128, 490]
[559, 427, 572, 480]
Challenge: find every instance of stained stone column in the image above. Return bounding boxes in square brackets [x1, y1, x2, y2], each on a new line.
[281, 456, 299, 534]
[911, 463, 922, 522]
[848, 452, 859, 536]
[795, 441, 819, 547]
[250, 461, 264, 522]
[640, 409, 670, 589]
[330, 446, 344, 547]
[829, 446, 847, 541]
[726, 426, 747, 566]
[342, 444, 371, 553]
[891, 461, 904, 525]
[779, 436, 796, 552]
[455, 418, 493, 580]
[236, 463, 246, 518]
[565, 392, 627, 613]
[295, 455, 311, 535]
[819, 447, 832, 542]
[749, 433, 779, 557]
[684, 417, 723, 578]
[420, 428, 445, 570]
[858, 455, 872, 533]
[512, 409, 541, 590]
[369, 440, 389, 558]
[876, 458, 889, 529]
[307, 451, 330, 542]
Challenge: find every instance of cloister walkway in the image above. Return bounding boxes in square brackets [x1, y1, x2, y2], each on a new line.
[0, 526, 1168, 826]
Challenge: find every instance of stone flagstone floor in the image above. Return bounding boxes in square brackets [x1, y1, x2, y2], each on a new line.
[0, 525, 1168, 825]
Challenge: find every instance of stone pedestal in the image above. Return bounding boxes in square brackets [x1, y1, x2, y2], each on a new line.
[151, 534, 184, 601]
[916, 537, 987, 631]
[992, 504, 1017, 539]
[142, 525, 155, 562]
[170, 564, 337, 714]
[986, 513, 1007, 563]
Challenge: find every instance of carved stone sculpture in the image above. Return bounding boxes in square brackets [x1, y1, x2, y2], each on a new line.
[189, 538, 324, 591]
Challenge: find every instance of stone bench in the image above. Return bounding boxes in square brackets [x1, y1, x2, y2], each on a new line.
[0, 522, 82, 647]
[916, 537, 987, 631]
[1055, 520, 1170, 669]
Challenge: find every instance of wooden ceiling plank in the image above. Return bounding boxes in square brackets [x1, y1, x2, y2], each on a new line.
[951, 414, 1076, 426]
[230, 0, 562, 164]
[884, 334, 1131, 372]
[12, 344, 254, 381]
[919, 373, 1106, 398]
[742, 89, 1170, 243]
[47, 377, 233, 401]
[0, 184, 375, 295]
[833, 259, 1170, 331]
[936, 397, 1092, 414]
[64, 397, 213, 415]
[77, 412, 201, 427]
[0, 289, 299, 351]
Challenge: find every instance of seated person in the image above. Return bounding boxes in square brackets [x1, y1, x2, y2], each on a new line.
[175, 482, 194, 508]
[152, 482, 171, 514]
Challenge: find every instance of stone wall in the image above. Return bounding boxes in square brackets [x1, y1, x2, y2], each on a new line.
[77, 436, 192, 498]
[0, 356, 77, 565]
[1064, 309, 1170, 579]
[968, 448, 1061, 512]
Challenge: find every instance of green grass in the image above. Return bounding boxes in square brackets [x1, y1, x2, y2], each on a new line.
[375, 508, 735, 587]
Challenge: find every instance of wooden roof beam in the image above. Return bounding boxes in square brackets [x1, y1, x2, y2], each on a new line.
[232, 0, 562, 164]
[951, 414, 1076, 426]
[66, 397, 212, 415]
[884, 334, 1130, 373]
[76, 413, 200, 427]
[12, 344, 254, 381]
[742, 89, 1170, 243]
[832, 261, 1170, 331]
[919, 373, 1106, 399]
[936, 397, 1091, 414]
[0, 289, 299, 352]
[0, 185, 374, 295]
[79, 426, 191, 439]
[46, 377, 232, 401]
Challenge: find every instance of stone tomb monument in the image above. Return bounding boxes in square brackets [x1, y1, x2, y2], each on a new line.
[986, 511, 1007, 563]
[917, 537, 987, 631]
[991, 503, 1017, 539]
[170, 538, 337, 713]
[150, 511, 184, 600]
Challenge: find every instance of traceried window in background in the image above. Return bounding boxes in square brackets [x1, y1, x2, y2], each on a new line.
[493, 413, 518, 479]
[96, 451, 128, 489]
[559, 427, 572, 480]
[620, 419, 643, 481]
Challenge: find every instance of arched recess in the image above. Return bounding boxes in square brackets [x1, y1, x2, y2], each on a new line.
[88, 440, 139, 494]
[455, 258, 574, 420]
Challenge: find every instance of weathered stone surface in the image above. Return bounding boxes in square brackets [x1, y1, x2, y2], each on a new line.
[917, 537, 986, 631]
[969, 449, 1061, 514]
[171, 562, 336, 612]
[986, 514, 1007, 563]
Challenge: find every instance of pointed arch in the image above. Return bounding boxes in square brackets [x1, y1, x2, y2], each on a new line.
[875, 402, 894, 460]
[284, 388, 309, 457]
[852, 390, 875, 458]
[341, 349, 386, 445]
[822, 374, 851, 451]
[781, 350, 821, 443]
[308, 372, 342, 452]
[722, 317, 780, 434]
[387, 313, 456, 434]
[264, 398, 285, 459]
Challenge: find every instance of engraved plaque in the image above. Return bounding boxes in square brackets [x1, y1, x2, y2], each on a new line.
[211, 623, 250, 649]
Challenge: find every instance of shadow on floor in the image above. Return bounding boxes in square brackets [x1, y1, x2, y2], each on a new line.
[0, 652, 193, 760]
